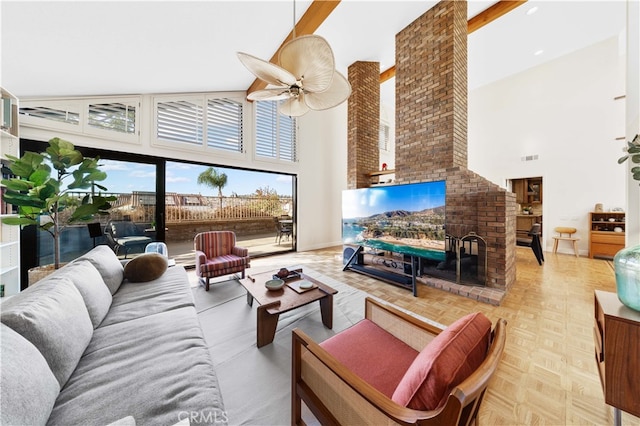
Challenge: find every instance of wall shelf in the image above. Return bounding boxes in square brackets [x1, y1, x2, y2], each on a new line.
[369, 169, 395, 186]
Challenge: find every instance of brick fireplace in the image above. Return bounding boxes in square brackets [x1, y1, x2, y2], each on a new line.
[347, 0, 516, 295]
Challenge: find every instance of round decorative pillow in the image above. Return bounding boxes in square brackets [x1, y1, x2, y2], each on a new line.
[123, 253, 169, 283]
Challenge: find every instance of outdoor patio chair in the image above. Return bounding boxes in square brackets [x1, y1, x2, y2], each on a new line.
[292, 297, 507, 426]
[104, 220, 152, 258]
[274, 215, 293, 244]
[194, 231, 250, 291]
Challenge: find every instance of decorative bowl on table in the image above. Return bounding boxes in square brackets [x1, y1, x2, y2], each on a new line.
[265, 279, 285, 291]
[276, 268, 290, 279]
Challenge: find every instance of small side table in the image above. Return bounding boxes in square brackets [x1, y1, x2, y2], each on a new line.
[594, 290, 640, 425]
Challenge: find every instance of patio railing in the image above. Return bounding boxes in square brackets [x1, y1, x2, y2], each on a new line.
[65, 191, 292, 224]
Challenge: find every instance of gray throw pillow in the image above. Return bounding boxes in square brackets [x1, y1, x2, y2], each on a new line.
[62, 260, 113, 328]
[123, 253, 169, 283]
[0, 324, 60, 426]
[78, 245, 125, 294]
[0, 277, 93, 387]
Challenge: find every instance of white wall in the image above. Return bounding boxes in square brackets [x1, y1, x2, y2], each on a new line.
[468, 36, 626, 255]
[296, 104, 348, 251]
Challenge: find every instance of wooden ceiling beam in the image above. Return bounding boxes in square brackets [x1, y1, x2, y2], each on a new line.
[246, 0, 341, 96]
[380, 0, 528, 83]
[467, 0, 528, 33]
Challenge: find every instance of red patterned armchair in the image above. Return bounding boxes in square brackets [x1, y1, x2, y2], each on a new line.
[194, 231, 250, 291]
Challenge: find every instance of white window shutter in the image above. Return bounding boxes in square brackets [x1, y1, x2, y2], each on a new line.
[207, 98, 243, 152]
[255, 100, 297, 162]
[88, 102, 136, 134]
[156, 99, 204, 145]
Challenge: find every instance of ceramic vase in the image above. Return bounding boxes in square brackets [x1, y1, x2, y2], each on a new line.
[613, 244, 640, 311]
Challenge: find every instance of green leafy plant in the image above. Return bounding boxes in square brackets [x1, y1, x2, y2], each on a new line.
[1, 137, 116, 269]
[617, 134, 640, 181]
[197, 167, 228, 209]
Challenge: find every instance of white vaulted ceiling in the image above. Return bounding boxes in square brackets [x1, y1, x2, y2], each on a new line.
[0, 1, 627, 104]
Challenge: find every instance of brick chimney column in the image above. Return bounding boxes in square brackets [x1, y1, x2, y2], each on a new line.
[395, 0, 467, 182]
[347, 61, 380, 189]
[389, 0, 515, 292]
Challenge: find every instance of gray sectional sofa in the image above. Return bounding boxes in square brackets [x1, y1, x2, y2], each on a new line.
[0, 246, 226, 426]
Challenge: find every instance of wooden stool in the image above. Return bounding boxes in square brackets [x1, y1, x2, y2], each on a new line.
[552, 227, 579, 257]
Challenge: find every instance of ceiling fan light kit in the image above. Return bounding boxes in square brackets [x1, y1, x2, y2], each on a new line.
[237, 34, 351, 117]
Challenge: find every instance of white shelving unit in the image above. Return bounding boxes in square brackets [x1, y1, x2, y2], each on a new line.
[1, 87, 20, 298]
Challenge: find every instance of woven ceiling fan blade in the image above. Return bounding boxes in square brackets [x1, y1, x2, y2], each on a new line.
[237, 52, 296, 87]
[247, 88, 291, 101]
[279, 35, 335, 92]
[305, 71, 351, 111]
[280, 94, 310, 117]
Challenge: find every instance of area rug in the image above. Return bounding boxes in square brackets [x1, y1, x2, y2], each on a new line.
[191, 267, 368, 426]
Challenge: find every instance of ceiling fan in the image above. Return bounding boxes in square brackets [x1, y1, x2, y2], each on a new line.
[237, 34, 352, 117]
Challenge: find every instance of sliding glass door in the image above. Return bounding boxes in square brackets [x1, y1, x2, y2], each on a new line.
[164, 161, 295, 267]
[19, 139, 295, 287]
[19, 139, 163, 286]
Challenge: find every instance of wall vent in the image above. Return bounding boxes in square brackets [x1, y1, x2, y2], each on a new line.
[521, 154, 539, 162]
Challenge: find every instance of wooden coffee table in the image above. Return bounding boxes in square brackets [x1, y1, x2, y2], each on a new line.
[239, 269, 338, 348]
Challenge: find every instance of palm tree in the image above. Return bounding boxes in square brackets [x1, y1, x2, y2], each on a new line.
[197, 167, 228, 210]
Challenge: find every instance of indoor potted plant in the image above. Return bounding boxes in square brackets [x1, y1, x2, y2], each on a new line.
[614, 133, 640, 311]
[1, 137, 115, 274]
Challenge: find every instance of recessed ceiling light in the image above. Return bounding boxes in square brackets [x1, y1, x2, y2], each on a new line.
[534, 50, 544, 56]
[526, 6, 538, 16]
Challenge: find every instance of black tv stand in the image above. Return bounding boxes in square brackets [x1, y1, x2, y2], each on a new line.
[343, 246, 419, 296]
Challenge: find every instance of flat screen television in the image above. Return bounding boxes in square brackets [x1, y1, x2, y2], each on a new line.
[342, 180, 446, 261]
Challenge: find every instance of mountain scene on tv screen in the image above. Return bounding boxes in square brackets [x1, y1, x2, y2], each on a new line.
[343, 206, 445, 260]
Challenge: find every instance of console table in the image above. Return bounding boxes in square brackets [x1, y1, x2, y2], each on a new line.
[593, 290, 640, 425]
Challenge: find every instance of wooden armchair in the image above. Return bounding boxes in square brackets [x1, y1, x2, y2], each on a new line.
[292, 297, 506, 426]
[194, 231, 250, 291]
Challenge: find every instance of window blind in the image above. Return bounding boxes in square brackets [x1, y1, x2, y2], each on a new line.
[88, 102, 136, 134]
[379, 123, 390, 151]
[156, 100, 203, 145]
[255, 100, 297, 162]
[255, 101, 277, 157]
[19, 106, 80, 125]
[206, 98, 243, 152]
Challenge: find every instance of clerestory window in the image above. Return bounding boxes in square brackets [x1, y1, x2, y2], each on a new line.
[154, 94, 244, 154]
[255, 101, 297, 162]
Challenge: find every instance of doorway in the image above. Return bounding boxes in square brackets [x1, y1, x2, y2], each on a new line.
[510, 176, 543, 243]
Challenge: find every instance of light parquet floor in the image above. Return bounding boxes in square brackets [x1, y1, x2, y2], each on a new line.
[240, 246, 639, 426]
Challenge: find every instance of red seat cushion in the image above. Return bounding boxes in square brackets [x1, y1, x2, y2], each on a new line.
[320, 319, 419, 398]
[391, 312, 492, 410]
